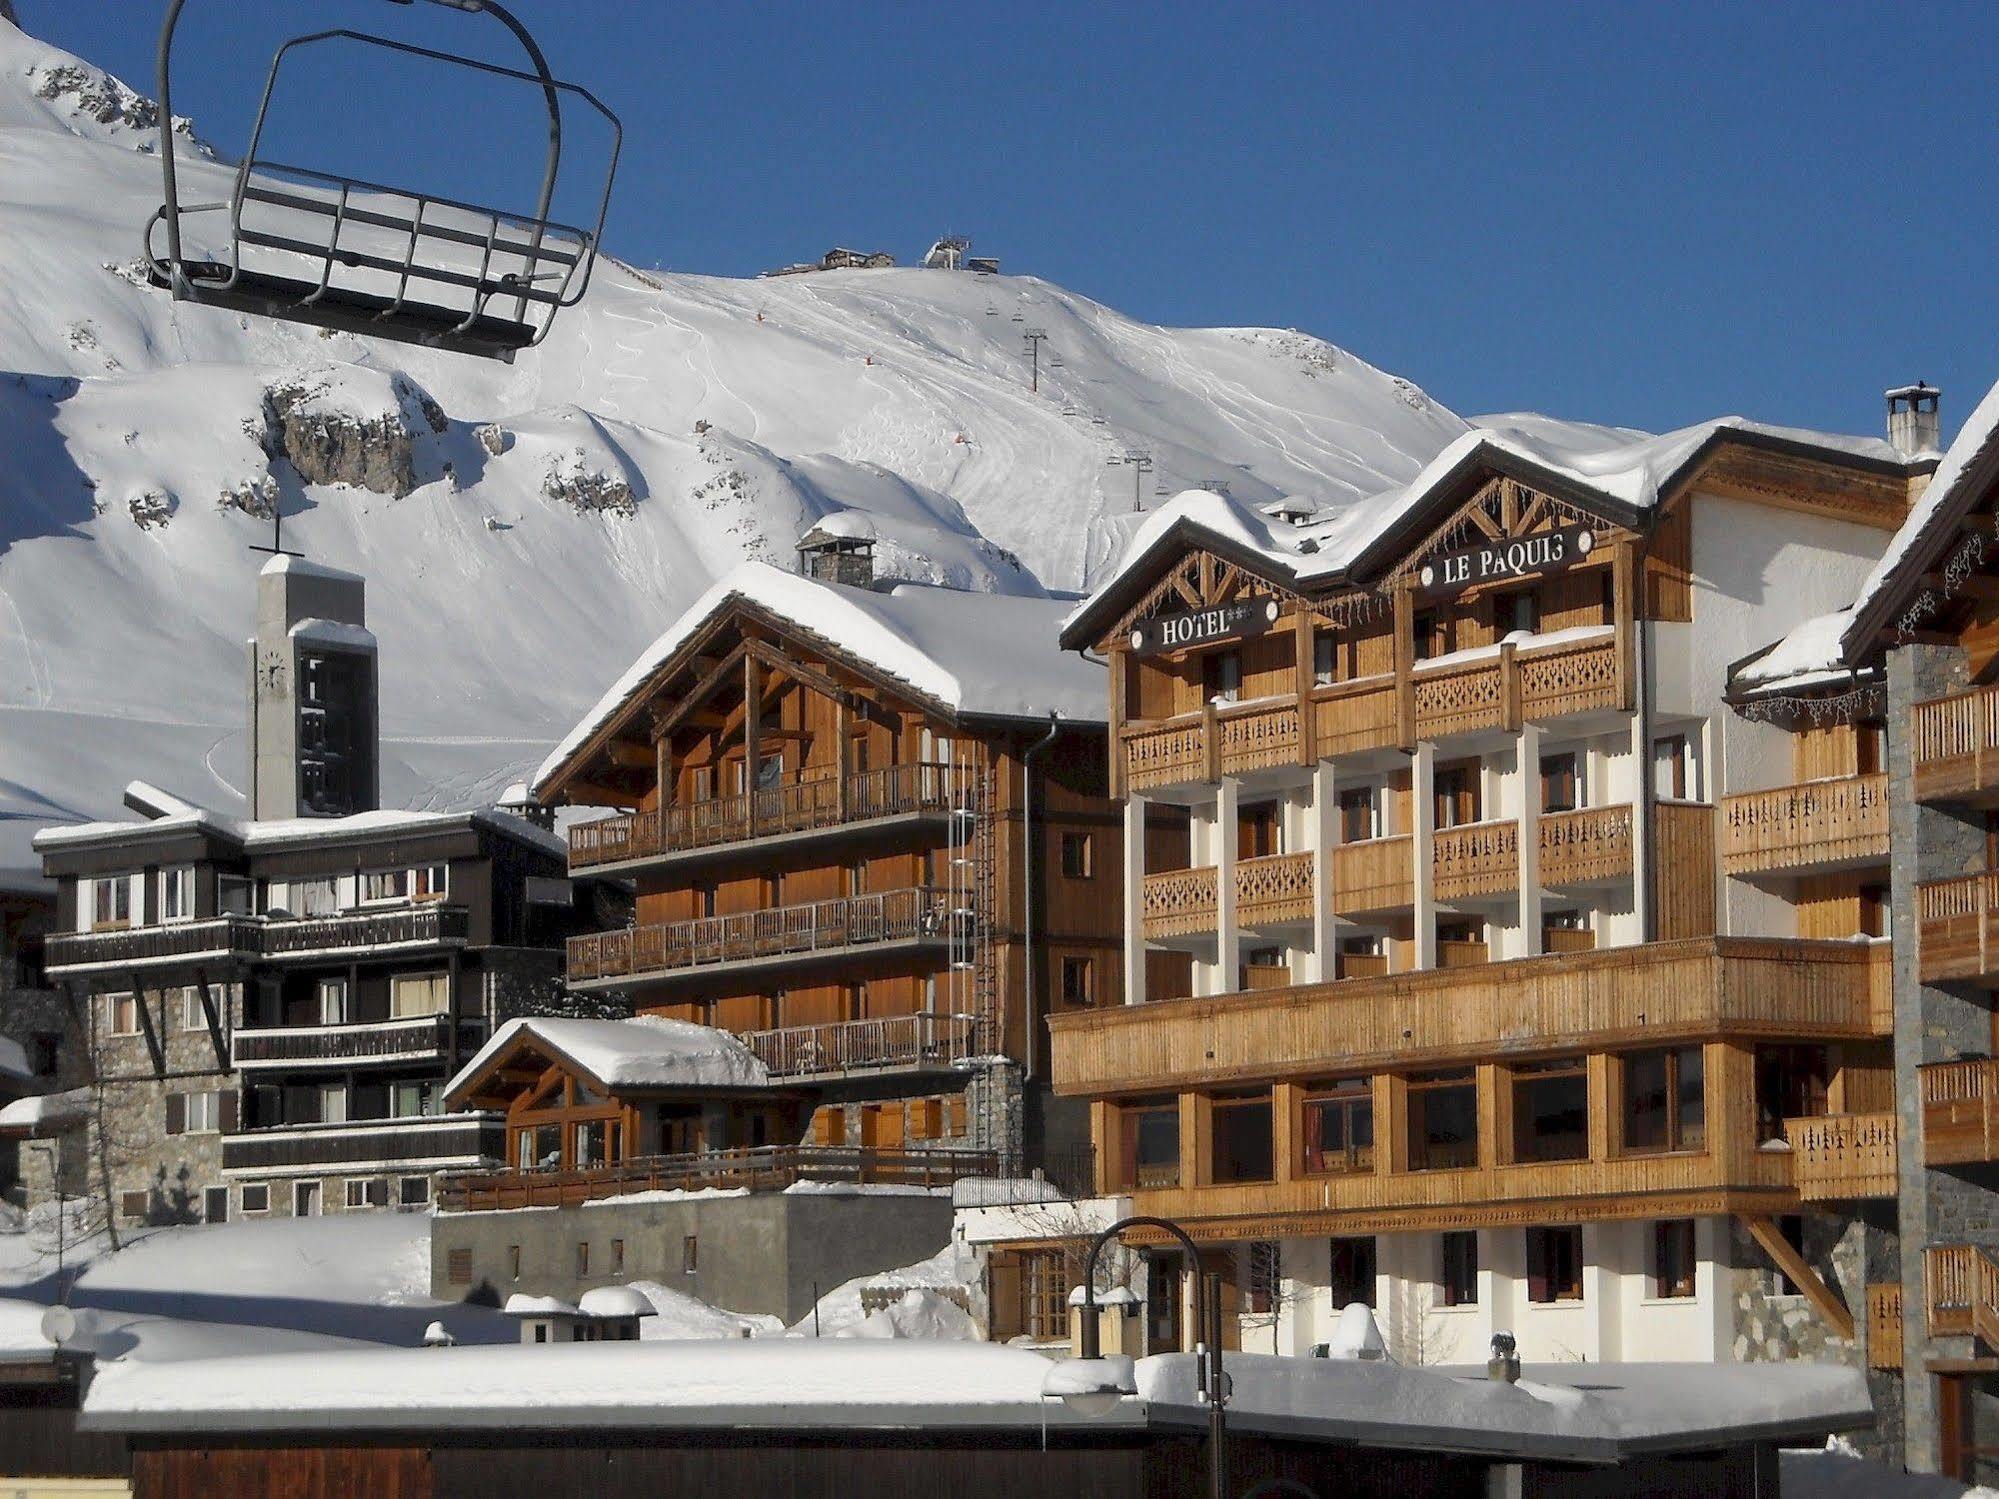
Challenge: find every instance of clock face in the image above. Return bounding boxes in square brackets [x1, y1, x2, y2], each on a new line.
[260, 650, 288, 697]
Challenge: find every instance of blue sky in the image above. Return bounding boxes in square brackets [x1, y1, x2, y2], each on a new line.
[25, 1, 1999, 444]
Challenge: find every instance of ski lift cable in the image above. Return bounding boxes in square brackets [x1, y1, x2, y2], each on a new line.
[148, 0, 623, 361]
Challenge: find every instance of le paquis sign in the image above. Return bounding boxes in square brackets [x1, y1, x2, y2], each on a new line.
[1130, 597, 1281, 656]
[1417, 524, 1596, 600]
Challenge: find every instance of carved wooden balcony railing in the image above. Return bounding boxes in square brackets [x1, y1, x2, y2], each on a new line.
[1867, 1283, 1903, 1370]
[1914, 684, 1999, 804]
[1927, 1244, 1999, 1351]
[1332, 836, 1414, 916]
[1784, 1111, 1898, 1201]
[1216, 701, 1301, 778]
[1720, 774, 1890, 877]
[1125, 718, 1208, 793]
[1235, 850, 1314, 928]
[222, 1113, 504, 1176]
[742, 1011, 977, 1079]
[1141, 865, 1219, 941]
[436, 1143, 998, 1212]
[1516, 633, 1623, 719]
[1539, 805, 1634, 886]
[567, 761, 969, 869]
[567, 886, 956, 988]
[1411, 655, 1508, 741]
[1432, 820, 1518, 902]
[1921, 1058, 1999, 1166]
[232, 1014, 453, 1071]
[1918, 870, 1999, 985]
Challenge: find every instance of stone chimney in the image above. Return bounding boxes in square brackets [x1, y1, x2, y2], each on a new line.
[797, 521, 877, 589]
[248, 555, 379, 820]
[1887, 383, 1942, 459]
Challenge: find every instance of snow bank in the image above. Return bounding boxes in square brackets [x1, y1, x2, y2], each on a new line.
[836, 1288, 978, 1342]
[625, 1282, 783, 1340]
[789, 1242, 972, 1338]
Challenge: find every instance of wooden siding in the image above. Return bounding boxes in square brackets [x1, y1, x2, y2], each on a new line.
[1332, 837, 1414, 916]
[1914, 683, 1999, 805]
[1048, 937, 1887, 1096]
[1652, 803, 1717, 941]
[1719, 774, 1889, 877]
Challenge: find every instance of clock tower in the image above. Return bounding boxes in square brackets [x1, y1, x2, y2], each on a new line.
[247, 554, 379, 820]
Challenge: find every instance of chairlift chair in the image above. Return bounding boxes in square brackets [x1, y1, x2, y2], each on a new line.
[145, 0, 622, 361]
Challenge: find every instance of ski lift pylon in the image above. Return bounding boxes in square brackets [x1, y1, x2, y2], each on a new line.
[145, 0, 622, 362]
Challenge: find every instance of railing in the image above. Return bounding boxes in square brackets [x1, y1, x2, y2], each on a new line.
[1411, 655, 1507, 741]
[231, 1014, 453, 1071]
[1784, 1112, 1898, 1201]
[1539, 805, 1633, 886]
[1332, 836, 1414, 915]
[1216, 702, 1300, 777]
[1516, 633, 1622, 721]
[222, 1113, 504, 1175]
[43, 914, 264, 974]
[1432, 820, 1518, 901]
[260, 904, 467, 958]
[1235, 851, 1314, 928]
[1243, 963, 1293, 990]
[1921, 1058, 1999, 1166]
[1142, 866, 1218, 940]
[957, 1145, 1098, 1205]
[1720, 774, 1890, 877]
[1913, 685, 1999, 802]
[568, 886, 955, 985]
[1313, 677, 1398, 758]
[1868, 1284, 1903, 1370]
[567, 762, 968, 868]
[1926, 1244, 1999, 1351]
[1124, 719, 1207, 792]
[42, 906, 465, 974]
[743, 1011, 976, 1078]
[1918, 870, 1999, 984]
[437, 1143, 998, 1212]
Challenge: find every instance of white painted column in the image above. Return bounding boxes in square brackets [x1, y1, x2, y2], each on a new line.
[1581, 1221, 1616, 1361]
[1215, 779, 1240, 993]
[1696, 1215, 1732, 1362]
[1123, 791, 1147, 1005]
[1310, 760, 1337, 982]
[1517, 720, 1543, 957]
[1412, 742, 1436, 971]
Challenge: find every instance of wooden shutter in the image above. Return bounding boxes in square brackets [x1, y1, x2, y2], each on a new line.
[164, 1093, 185, 1136]
[909, 1099, 942, 1140]
[988, 1253, 1025, 1342]
[447, 1248, 473, 1286]
[1525, 1229, 1549, 1304]
[220, 1090, 239, 1133]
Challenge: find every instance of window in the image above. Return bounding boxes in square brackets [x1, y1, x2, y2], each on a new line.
[1432, 762, 1480, 829]
[218, 874, 253, 916]
[1754, 1044, 1829, 1143]
[316, 978, 347, 1025]
[1653, 732, 1701, 801]
[1412, 610, 1449, 662]
[362, 869, 410, 903]
[1329, 1236, 1376, 1309]
[119, 1191, 148, 1224]
[203, 1186, 229, 1224]
[1237, 802, 1281, 859]
[1204, 649, 1242, 704]
[1337, 786, 1380, 844]
[412, 865, 447, 901]
[1526, 1226, 1584, 1303]
[509, 1245, 522, 1280]
[1313, 629, 1337, 686]
[289, 877, 339, 917]
[1406, 1069, 1477, 1171]
[158, 865, 194, 923]
[1006, 1245, 1082, 1343]
[446, 1247, 472, 1286]
[393, 1082, 436, 1119]
[1059, 956, 1095, 1006]
[577, 1242, 590, 1276]
[318, 1084, 347, 1125]
[1440, 1231, 1479, 1308]
[344, 1180, 370, 1210]
[176, 986, 207, 1033]
[1246, 1240, 1280, 1316]
[1209, 1091, 1274, 1184]
[574, 1119, 615, 1168]
[611, 1238, 626, 1274]
[1622, 1047, 1705, 1154]
[240, 1183, 270, 1214]
[29, 1033, 58, 1077]
[1540, 753, 1581, 814]
[1120, 1097, 1180, 1190]
[1858, 883, 1889, 940]
[92, 876, 132, 930]
[1653, 1220, 1696, 1299]
[293, 1181, 321, 1218]
[1495, 585, 1541, 637]
[1510, 1057, 1589, 1164]
[683, 1235, 698, 1275]
[1856, 723, 1886, 776]
[391, 971, 450, 1018]
[399, 1176, 430, 1208]
[1301, 1078, 1373, 1175]
[172, 1090, 223, 1135]
[103, 992, 139, 1037]
[1061, 833, 1094, 880]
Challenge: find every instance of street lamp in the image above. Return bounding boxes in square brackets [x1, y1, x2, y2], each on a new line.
[1056, 1214, 1231, 1499]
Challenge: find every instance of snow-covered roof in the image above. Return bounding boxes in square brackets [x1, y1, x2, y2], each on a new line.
[576, 1286, 655, 1320]
[535, 561, 1106, 796]
[1729, 609, 1869, 697]
[1064, 414, 1921, 648]
[33, 784, 565, 862]
[78, 1343, 1871, 1460]
[0, 1087, 89, 1136]
[260, 554, 363, 585]
[502, 1294, 581, 1319]
[446, 1015, 770, 1103]
[289, 618, 376, 650]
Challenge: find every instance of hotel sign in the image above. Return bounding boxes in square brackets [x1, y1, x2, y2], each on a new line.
[1417, 525, 1596, 600]
[1130, 597, 1281, 656]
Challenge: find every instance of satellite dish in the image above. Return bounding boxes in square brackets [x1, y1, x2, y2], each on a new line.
[41, 1304, 76, 1347]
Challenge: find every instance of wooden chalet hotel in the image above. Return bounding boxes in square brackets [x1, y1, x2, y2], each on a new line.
[1009, 400, 1945, 1374]
[497, 534, 1116, 1196]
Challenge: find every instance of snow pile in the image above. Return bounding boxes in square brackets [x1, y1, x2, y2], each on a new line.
[789, 1242, 975, 1338]
[1322, 1301, 1388, 1360]
[836, 1289, 979, 1342]
[627, 1282, 784, 1340]
[447, 1015, 770, 1098]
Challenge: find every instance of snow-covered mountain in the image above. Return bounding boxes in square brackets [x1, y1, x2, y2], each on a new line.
[0, 17, 1466, 876]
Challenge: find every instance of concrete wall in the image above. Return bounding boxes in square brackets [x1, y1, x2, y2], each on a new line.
[431, 1189, 956, 1324]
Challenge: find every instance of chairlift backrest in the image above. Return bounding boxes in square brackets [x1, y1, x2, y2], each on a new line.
[145, 0, 622, 361]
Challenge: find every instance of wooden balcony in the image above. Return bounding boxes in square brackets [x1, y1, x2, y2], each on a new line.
[436, 1143, 997, 1212]
[567, 762, 968, 871]
[1784, 1112, 1898, 1201]
[1921, 1058, 1999, 1166]
[1332, 836, 1413, 916]
[221, 1113, 504, 1177]
[1120, 633, 1626, 791]
[1914, 685, 1999, 805]
[1918, 871, 1999, 985]
[1432, 820, 1518, 902]
[742, 1011, 977, 1079]
[231, 1014, 454, 1073]
[1049, 937, 1889, 1097]
[566, 886, 958, 991]
[1927, 1244, 1999, 1350]
[1720, 774, 1890, 877]
[1868, 1283, 1903, 1370]
[258, 904, 468, 961]
[41, 906, 466, 977]
[1142, 852, 1316, 941]
[1539, 805, 1633, 886]
[1141, 865, 1218, 941]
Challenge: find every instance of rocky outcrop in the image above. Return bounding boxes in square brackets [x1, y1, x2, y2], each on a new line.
[216, 476, 277, 520]
[259, 371, 446, 499]
[127, 489, 173, 530]
[32, 62, 158, 132]
[542, 448, 636, 517]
